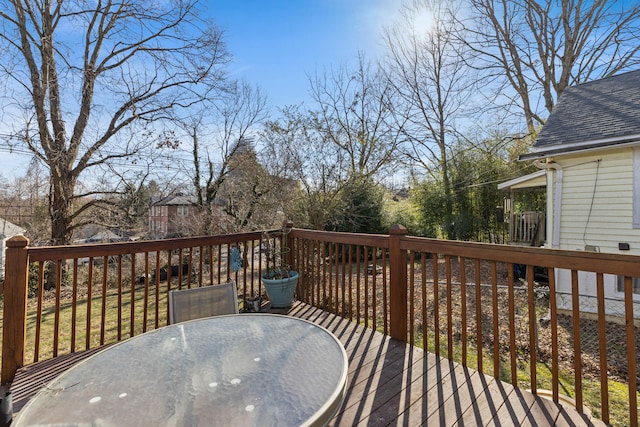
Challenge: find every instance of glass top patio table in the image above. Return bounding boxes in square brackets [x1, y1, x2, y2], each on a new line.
[14, 314, 349, 427]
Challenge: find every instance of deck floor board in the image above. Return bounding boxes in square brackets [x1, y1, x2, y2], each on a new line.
[10, 301, 606, 426]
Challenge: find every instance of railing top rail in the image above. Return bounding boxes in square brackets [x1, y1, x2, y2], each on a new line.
[26, 230, 272, 262]
[290, 228, 390, 248]
[402, 235, 640, 276]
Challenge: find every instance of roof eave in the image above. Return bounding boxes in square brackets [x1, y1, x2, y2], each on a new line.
[519, 135, 640, 161]
[497, 170, 546, 191]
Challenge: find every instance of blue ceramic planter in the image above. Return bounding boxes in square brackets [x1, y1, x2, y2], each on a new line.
[261, 271, 298, 308]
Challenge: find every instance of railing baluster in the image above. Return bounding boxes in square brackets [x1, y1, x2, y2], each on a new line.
[433, 255, 439, 356]
[341, 244, 346, 318]
[475, 258, 482, 372]
[624, 276, 638, 427]
[508, 263, 517, 386]
[216, 244, 222, 282]
[101, 256, 108, 344]
[86, 258, 94, 351]
[198, 246, 204, 288]
[71, 260, 78, 353]
[421, 253, 427, 351]
[142, 252, 149, 333]
[527, 264, 536, 393]
[320, 241, 326, 308]
[306, 239, 312, 304]
[167, 249, 173, 308]
[130, 252, 136, 338]
[548, 267, 558, 402]
[363, 246, 369, 329]
[117, 255, 123, 341]
[177, 249, 183, 289]
[596, 272, 609, 423]
[347, 245, 353, 321]
[187, 247, 193, 288]
[53, 260, 62, 358]
[356, 245, 361, 325]
[571, 269, 583, 413]
[34, 262, 44, 363]
[382, 249, 388, 336]
[409, 251, 415, 346]
[446, 255, 453, 360]
[209, 245, 214, 285]
[249, 241, 255, 297]
[314, 240, 319, 305]
[491, 261, 499, 379]
[328, 243, 333, 312]
[460, 257, 467, 366]
[155, 251, 161, 329]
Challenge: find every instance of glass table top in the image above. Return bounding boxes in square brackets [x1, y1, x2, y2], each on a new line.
[14, 314, 348, 427]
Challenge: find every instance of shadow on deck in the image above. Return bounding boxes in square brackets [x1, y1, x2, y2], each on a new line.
[10, 301, 605, 426]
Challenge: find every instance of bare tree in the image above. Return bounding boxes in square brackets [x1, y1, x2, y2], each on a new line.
[464, 0, 640, 134]
[382, 1, 477, 237]
[189, 80, 270, 234]
[261, 105, 344, 229]
[309, 53, 403, 180]
[0, 0, 229, 245]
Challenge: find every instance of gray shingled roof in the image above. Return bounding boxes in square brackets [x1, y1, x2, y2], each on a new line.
[153, 194, 197, 206]
[533, 69, 640, 149]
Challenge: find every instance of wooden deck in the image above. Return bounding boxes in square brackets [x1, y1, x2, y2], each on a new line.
[10, 301, 606, 426]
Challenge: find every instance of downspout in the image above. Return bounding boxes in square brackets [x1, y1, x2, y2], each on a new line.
[534, 160, 563, 248]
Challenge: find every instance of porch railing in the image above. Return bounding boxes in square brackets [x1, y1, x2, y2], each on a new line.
[2, 225, 639, 426]
[288, 226, 638, 426]
[509, 211, 545, 246]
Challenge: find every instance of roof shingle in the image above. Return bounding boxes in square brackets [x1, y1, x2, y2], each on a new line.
[534, 69, 640, 149]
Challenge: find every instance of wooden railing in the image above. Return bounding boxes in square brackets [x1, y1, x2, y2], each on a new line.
[1, 230, 274, 383]
[509, 211, 545, 246]
[288, 226, 639, 427]
[2, 225, 639, 425]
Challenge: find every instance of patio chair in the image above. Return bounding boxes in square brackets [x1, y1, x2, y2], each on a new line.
[169, 281, 239, 324]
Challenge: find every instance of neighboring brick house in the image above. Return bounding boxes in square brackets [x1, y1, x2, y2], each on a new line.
[149, 194, 199, 239]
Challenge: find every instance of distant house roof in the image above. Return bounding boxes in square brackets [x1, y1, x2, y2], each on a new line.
[153, 194, 197, 206]
[520, 69, 640, 161]
[152, 194, 227, 207]
[0, 217, 25, 238]
[85, 230, 129, 243]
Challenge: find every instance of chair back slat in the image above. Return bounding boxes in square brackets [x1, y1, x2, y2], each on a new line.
[169, 282, 239, 324]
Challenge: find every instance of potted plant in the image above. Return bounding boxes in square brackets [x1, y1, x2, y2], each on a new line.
[261, 223, 298, 308]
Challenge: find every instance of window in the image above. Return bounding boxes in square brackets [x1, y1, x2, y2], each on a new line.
[616, 276, 640, 295]
[177, 206, 189, 217]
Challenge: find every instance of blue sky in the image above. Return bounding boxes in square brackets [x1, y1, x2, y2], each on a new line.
[0, 1, 409, 179]
[207, 0, 407, 109]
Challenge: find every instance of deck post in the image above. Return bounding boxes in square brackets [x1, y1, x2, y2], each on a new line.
[2, 235, 30, 385]
[389, 224, 408, 342]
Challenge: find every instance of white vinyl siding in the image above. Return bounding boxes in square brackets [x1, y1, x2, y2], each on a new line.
[557, 149, 637, 254]
[634, 148, 640, 228]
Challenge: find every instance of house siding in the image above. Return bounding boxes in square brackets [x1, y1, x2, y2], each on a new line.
[556, 149, 636, 253]
[550, 148, 640, 319]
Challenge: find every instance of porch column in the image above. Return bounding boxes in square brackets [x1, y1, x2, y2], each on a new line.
[509, 189, 515, 242]
[2, 235, 29, 385]
[389, 224, 408, 342]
